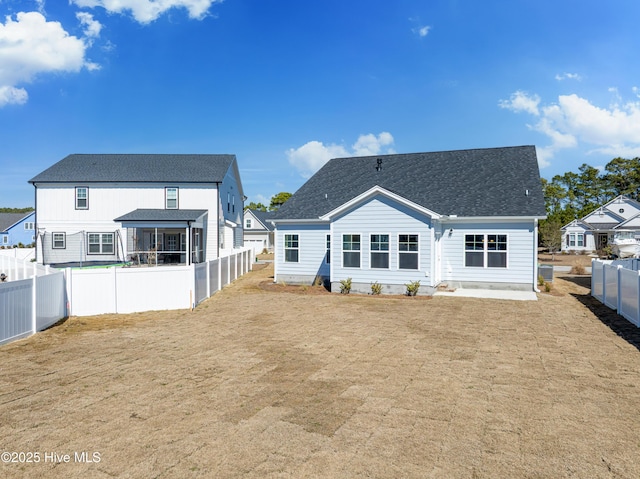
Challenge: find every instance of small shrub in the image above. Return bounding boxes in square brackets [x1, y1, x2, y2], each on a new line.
[570, 263, 586, 275]
[313, 276, 324, 287]
[405, 280, 420, 296]
[339, 277, 352, 294]
[538, 274, 545, 286]
[544, 282, 552, 293]
[370, 282, 382, 295]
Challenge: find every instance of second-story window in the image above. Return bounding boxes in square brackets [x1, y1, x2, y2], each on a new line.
[165, 187, 178, 209]
[76, 187, 88, 209]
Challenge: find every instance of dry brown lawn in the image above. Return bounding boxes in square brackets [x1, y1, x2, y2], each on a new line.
[1, 264, 640, 478]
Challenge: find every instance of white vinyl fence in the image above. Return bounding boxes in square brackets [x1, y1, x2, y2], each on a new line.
[592, 259, 640, 327]
[67, 247, 254, 316]
[1, 248, 254, 345]
[0, 264, 67, 346]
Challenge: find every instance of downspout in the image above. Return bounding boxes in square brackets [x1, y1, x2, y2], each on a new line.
[533, 218, 540, 293]
[33, 183, 38, 264]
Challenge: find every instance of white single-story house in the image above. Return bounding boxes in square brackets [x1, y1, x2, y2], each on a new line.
[29, 154, 244, 266]
[561, 195, 640, 253]
[271, 146, 547, 295]
[0, 211, 35, 247]
[243, 209, 275, 253]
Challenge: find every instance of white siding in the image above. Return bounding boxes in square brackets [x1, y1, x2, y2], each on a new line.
[439, 220, 536, 286]
[275, 223, 330, 283]
[331, 196, 433, 286]
[35, 182, 220, 263]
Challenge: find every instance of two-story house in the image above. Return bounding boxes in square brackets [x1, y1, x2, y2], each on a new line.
[29, 154, 244, 266]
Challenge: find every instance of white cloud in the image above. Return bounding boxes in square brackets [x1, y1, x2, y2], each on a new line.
[287, 132, 395, 177]
[71, 0, 222, 24]
[501, 89, 640, 166]
[413, 25, 431, 37]
[498, 90, 540, 116]
[76, 12, 102, 40]
[555, 72, 582, 81]
[0, 12, 93, 107]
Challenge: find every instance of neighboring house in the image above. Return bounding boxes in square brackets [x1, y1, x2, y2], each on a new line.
[561, 195, 640, 253]
[29, 154, 244, 266]
[243, 209, 275, 252]
[0, 211, 35, 247]
[271, 146, 546, 295]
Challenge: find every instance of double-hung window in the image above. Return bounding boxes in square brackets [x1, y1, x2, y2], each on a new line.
[88, 233, 114, 254]
[398, 234, 419, 269]
[465, 234, 508, 268]
[284, 234, 299, 262]
[165, 187, 178, 209]
[343, 234, 361, 268]
[75, 187, 88, 209]
[370, 234, 389, 269]
[245, 218, 252, 229]
[52, 233, 66, 249]
[566, 232, 584, 248]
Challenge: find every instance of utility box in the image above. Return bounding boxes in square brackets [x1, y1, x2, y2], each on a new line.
[538, 264, 553, 283]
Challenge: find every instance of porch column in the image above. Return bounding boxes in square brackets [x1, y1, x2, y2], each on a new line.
[186, 226, 191, 265]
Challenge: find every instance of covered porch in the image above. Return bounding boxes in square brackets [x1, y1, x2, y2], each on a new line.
[115, 209, 208, 266]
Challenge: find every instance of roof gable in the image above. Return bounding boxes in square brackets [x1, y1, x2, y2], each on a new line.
[0, 212, 34, 232]
[30, 154, 236, 184]
[244, 209, 275, 231]
[319, 186, 441, 221]
[274, 146, 546, 220]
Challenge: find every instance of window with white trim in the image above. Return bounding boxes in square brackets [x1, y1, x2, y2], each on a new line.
[88, 233, 114, 254]
[370, 234, 389, 269]
[566, 232, 584, 248]
[465, 234, 508, 268]
[398, 234, 419, 269]
[284, 234, 299, 262]
[165, 187, 178, 209]
[52, 232, 66, 249]
[24, 222, 34, 230]
[245, 218, 252, 229]
[76, 187, 88, 209]
[1, 235, 7, 245]
[342, 234, 361, 268]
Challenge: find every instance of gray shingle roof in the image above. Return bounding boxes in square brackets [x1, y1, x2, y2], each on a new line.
[274, 146, 546, 219]
[29, 154, 236, 183]
[115, 209, 207, 222]
[0, 212, 33, 232]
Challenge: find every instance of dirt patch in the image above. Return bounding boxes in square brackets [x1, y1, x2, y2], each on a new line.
[1, 263, 640, 478]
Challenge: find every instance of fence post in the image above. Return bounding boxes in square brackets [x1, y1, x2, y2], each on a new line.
[65, 268, 72, 317]
[32, 263, 37, 334]
[227, 253, 230, 286]
[617, 265, 623, 315]
[206, 260, 211, 298]
[217, 257, 221, 292]
[240, 250, 244, 276]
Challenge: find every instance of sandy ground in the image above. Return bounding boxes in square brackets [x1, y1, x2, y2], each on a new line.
[1, 264, 640, 478]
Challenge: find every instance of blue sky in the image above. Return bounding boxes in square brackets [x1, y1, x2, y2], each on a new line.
[2, 0, 640, 208]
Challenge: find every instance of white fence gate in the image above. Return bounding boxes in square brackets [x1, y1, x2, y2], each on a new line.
[591, 259, 640, 327]
[0, 265, 67, 346]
